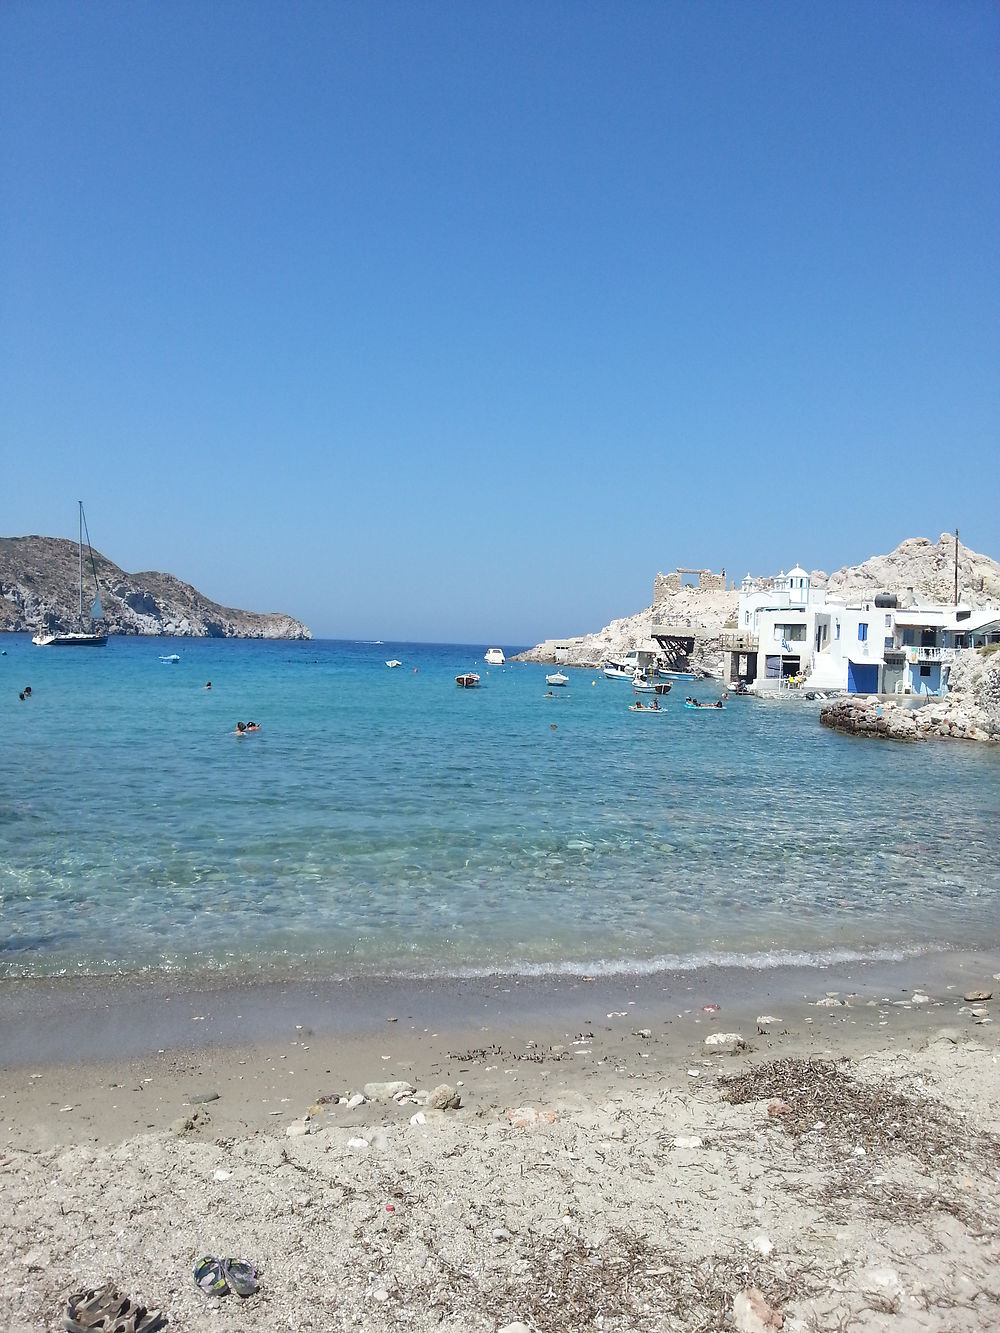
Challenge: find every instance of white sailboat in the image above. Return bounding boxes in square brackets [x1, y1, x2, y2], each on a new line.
[32, 502, 108, 647]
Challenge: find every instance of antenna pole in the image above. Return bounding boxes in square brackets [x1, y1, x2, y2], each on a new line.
[78, 500, 84, 619]
[954, 528, 959, 606]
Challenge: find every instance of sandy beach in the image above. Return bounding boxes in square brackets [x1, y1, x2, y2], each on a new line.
[2, 955, 1000, 1332]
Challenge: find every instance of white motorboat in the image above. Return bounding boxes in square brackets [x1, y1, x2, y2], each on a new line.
[484, 647, 505, 666]
[546, 671, 569, 686]
[159, 653, 181, 663]
[602, 652, 640, 679]
[385, 659, 402, 668]
[33, 501, 108, 647]
[632, 677, 673, 695]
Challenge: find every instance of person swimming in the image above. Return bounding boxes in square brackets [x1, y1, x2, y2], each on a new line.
[245, 721, 261, 731]
[235, 721, 247, 734]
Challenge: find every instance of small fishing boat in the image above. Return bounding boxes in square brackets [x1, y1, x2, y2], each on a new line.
[385, 659, 402, 668]
[159, 653, 181, 663]
[484, 647, 505, 666]
[631, 672, 674, 694]
[456, 673, 480, 688]
[546, 672, 569, 686]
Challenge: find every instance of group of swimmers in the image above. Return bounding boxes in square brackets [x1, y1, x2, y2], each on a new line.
[235, 721, 261, 734]
[632, 697, 661, 710]
[18, 684, 32, 701]
[685, 696, 724, 709]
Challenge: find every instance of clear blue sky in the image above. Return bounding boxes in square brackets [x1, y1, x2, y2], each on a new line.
[3, 2, 998, 642]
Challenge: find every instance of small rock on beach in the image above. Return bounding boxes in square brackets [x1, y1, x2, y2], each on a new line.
[705, 1032, 745, 1052]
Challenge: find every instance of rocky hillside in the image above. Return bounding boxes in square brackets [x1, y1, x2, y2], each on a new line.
[515, 533, 1000, 673]
[0, 536, 311, 639]
[824, 533, 1000, 606]
[516, 588, 735, 675]
[820, 649, 1000, 745]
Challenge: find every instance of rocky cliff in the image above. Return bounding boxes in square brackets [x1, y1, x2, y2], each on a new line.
[820, 649, 1000, 744]
[824, 533, 1000, 606]
[0, 536, 311, 639]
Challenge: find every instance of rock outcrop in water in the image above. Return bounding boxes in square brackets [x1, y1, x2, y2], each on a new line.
[0, 535, 311, 639]
[820, 650, 1000, 744]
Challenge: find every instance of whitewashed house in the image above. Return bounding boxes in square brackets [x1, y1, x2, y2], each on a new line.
[723, 563, 1000, 697]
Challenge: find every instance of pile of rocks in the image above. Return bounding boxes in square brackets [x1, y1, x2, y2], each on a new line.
[820, 649, 1000, 745]
[285, 1079, 463, 1137]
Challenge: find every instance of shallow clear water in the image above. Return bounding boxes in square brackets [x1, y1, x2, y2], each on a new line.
[2, 635, 998, 980]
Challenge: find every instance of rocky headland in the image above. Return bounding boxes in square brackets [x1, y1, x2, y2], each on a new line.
[516, 533, 1000, 680]
[0, 535, 311, 639]
[516, 587, 735, 677]
[820, 648, 1000, 745]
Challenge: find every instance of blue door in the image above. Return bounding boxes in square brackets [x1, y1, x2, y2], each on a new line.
[848, 662, 879, 694]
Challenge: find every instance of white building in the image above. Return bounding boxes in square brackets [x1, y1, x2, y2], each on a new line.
[723, 565, 1000, 697]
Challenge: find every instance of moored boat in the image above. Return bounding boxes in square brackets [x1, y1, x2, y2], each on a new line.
[546, 671, 569, 686]
[32, 501, 107, 648]
[456, 672, 481, 688]
[385, 659, 402, 668]
[484, 647, 505, 666]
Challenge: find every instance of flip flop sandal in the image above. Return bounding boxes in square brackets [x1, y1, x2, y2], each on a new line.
[221, 1259, 259, 1297]
[194, 1256, 229, 1297]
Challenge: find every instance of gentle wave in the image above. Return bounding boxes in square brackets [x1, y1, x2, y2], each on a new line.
[1, 941, 945, 985]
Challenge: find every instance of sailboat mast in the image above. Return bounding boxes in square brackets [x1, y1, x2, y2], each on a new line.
[78, 499, 84, 620]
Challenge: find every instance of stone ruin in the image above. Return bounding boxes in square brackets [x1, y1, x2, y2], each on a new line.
[654, 566, 727, 604]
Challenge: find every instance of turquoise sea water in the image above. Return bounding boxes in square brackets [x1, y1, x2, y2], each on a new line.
[2, 635, 999, 982]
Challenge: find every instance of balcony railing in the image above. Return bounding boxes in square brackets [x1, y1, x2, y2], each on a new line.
[904, 645, 956, 664]
[721, 631, 758, 652]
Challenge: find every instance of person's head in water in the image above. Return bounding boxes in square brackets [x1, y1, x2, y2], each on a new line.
[236, 721, 246, 733]
[205, 681, 212, 689]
